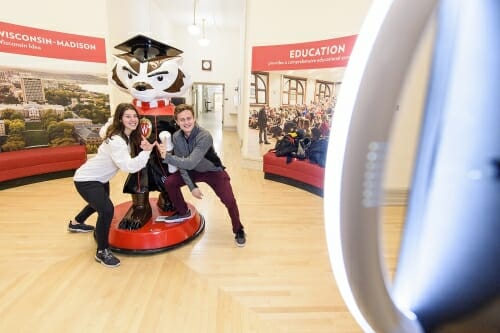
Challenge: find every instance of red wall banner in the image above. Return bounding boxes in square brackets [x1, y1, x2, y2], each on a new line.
[0, 21, 106, 63]
[252, 35, 357, 72]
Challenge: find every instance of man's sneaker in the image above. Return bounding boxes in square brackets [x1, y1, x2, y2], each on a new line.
[235, 229, 246, 247]
[156, 209, 192, 223]
[95, 248, 120, 268]
[68, 221, 95, 233]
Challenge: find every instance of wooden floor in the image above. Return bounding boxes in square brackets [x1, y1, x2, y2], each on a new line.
[0, 111, 406, 333]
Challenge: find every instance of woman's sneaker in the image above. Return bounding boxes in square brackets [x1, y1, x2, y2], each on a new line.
[95, 248, 120, 268]
[68, 221, 95, 233]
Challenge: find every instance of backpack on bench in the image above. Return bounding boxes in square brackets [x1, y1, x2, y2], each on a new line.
[274, 133, 298, 163]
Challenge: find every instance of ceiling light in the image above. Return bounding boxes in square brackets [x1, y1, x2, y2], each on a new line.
[188, 24, 201, 35]
[198, 18, 210, 46]
[188, 0, 200, 35]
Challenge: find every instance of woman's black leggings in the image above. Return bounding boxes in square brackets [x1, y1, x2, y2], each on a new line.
[74, 181, 113, 251]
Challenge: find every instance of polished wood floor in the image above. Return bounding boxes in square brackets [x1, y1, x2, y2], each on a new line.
[0, 110, 406, 333]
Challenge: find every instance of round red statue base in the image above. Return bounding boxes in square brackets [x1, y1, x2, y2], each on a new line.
[108, 198, 205, 254]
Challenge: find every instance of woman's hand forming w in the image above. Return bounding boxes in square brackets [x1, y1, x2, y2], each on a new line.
[140, 136, 157, 151]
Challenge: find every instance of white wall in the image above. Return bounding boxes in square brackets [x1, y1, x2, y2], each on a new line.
[167, 26, 243, 128]
[105, 0, 176, 109]
[0, 0, 107, 38]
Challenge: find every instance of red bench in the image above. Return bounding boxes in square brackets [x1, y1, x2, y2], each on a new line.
[0, 145, 87, 185]
[262, 150, 325, 196]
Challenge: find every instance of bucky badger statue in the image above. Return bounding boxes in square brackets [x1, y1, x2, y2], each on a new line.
[109, 34, 192, 229]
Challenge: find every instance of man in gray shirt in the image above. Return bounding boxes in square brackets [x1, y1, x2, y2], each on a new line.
[159, 104, 246, 247]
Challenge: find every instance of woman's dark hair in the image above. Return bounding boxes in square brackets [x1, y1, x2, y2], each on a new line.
[104, 103, 142, 149]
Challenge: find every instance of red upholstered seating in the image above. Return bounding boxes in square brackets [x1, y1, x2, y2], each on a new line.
[0, 145, 87, 183]
[262, 150, 325, 196]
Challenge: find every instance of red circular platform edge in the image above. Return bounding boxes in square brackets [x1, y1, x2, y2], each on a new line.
[109, 198, 205, 253]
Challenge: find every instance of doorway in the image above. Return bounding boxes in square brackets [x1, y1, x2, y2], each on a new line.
[191, 83, 225, 130]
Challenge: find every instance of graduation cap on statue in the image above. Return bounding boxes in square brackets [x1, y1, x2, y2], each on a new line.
[114, 34, 184, 62]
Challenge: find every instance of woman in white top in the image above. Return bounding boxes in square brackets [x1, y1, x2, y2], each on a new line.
[70, 103, 157, 267]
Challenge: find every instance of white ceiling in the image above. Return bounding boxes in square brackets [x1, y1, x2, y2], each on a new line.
[152, 0, 245, 31]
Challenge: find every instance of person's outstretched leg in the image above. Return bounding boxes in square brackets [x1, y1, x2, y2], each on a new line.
[69, 182, 110, 233]
[69, 204, 96, 232]
[194, 170, 246, 246]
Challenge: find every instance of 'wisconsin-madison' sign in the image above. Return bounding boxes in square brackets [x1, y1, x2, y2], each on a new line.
[0, 21, 106, 63]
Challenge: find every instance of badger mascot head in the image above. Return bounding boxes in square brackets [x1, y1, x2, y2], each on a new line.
[110, 34, 192, 103]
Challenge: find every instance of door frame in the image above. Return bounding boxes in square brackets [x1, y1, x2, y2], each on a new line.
[191, 82, 225, 126]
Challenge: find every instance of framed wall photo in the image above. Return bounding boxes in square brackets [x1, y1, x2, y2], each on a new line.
[201, 60, 212, 71]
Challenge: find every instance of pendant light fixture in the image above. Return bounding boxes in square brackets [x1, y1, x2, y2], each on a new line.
[187, 0, 200, 35]
[198, 18, 210, 47]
